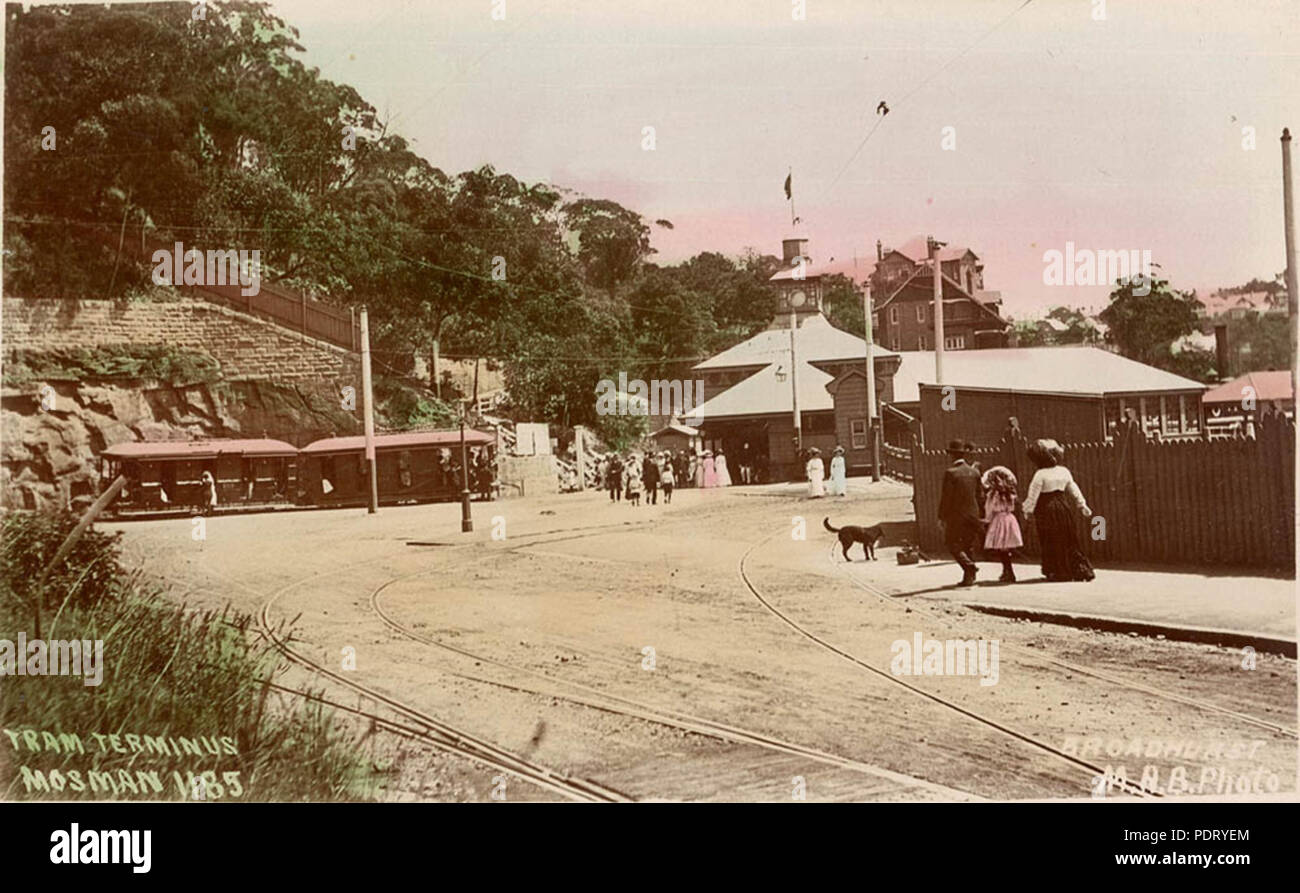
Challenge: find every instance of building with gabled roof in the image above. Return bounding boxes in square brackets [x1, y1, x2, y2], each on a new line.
[686, 237, 900, 480]
[887, 346, 1207, 447]
[869, 236, 1011, 351]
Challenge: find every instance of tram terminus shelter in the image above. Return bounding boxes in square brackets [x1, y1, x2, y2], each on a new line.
[689, 237, 900, 479]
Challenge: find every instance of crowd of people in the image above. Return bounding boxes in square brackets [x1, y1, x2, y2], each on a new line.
[938, 437, 1095, 587]
[596, 447, 744, 506]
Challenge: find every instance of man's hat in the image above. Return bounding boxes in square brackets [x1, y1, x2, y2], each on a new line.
[946, 439, 966, 453]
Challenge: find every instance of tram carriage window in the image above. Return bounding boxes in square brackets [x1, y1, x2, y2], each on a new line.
[160, 463, 176, 504]
[321, 456, 336, 495]
[398, 451, 413, 488]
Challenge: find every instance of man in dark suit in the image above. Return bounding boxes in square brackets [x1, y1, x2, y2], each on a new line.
[642, 453, 661, 505]
[938, 439, 983, 586]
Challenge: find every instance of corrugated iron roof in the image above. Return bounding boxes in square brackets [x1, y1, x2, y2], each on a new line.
[890, 347, 1207, 403]
[687, 361, 834, 421]
[102, 439, 299, 460]
[694, 313, 898, 370]
[1202, 370, 1293, 404]
[650, 422, 700, 437]
[300, 429, 494, 454]
[769, 255, 878, 285]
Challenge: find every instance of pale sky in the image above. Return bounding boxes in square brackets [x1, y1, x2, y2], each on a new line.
[268, 0, 1299, 317]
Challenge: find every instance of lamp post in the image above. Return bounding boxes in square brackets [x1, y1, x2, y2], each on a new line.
[788, 289, 807, 482]
[459, 402, 473, 533]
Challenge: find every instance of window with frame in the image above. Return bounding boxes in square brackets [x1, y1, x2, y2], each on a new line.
[916, 304, 926, 323]
[889, 306, 899, 324]
[805, 412, 836, 435]
[850, 419, 868, 449]
[944, 334, 965, 350]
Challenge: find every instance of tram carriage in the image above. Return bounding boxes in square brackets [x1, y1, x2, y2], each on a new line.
[296, 429, 496, 507]
[100, 439, 298, 516]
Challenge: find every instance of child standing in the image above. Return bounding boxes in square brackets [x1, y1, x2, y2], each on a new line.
[660, 455, 675, 504]
[981, 465, 1023, 582]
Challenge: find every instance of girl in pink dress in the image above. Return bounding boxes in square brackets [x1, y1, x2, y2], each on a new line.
[702, 451, 717, 488]
[981, 465, 1023, 582]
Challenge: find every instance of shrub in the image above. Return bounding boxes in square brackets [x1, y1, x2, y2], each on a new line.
[0, 509, 378, 801]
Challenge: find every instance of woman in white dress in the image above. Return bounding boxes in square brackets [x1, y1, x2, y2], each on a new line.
[806, 448, 826, 498]
[828, 445, 847, 496]
[714, 450, 732, 487]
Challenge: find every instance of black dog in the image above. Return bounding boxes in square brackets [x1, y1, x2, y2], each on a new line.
[824, 517, 883, 561]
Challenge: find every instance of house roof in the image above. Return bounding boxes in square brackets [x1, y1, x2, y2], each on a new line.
[687, 361, 835, 421]
[887, 236, 976, 265]
[300, 429, 493, 454]
[694, 313, 898, 371]
[889, 347, 1207, 404]
[650, 421, 700, 438]
[769, 255, 879, 285]
[1194, 289, 1284, 316]
[1202, 370, 1293, 404]
[102, 438, 298, 460]
[876, 271, 1008, 329]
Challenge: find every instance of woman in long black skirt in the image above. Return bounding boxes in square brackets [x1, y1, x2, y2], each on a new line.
[1023, 439, 1095, 582]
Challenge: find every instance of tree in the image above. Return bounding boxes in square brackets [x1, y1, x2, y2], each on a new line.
[821, 273, 866, 337]
[1098, 276, 1203, 371]
[561, 198, 654, 296]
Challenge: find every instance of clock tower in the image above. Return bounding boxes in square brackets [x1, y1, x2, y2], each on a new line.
[770, 237, 824, 328]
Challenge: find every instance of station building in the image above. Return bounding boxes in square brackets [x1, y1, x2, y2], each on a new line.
[689, 238, 899, 479]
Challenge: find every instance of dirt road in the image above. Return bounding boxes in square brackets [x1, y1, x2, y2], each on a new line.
[107, 482, 1298, 802]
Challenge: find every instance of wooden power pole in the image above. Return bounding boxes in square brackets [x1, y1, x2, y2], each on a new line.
[360, 306, 379, 514]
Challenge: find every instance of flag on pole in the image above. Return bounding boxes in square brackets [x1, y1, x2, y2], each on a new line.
[783, 172, 792, 200]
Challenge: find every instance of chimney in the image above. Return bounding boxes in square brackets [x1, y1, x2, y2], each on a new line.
[782, 237, 809, 267]
[1214, 324, 1230, 379]
[876, 240, 883, 261]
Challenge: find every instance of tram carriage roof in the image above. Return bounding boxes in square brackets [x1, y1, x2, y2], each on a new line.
[299, 429, 495, 455]
[102, 439, 299, 461]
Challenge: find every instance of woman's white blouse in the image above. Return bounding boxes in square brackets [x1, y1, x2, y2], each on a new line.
[1023, 466, 1089, 514]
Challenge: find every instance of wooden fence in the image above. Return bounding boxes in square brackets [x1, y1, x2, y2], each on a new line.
[91, 228, 360, 351]
[911, 423, 1295, 570]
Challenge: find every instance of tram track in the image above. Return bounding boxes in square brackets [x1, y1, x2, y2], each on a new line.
[827, 547, 1298, 740]
[171, 520, 649, 802]
[367, 542, 979, 801]
[737, 526, 1162, 798]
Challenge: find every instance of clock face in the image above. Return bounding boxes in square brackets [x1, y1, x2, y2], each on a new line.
[789, 290, 807, 308]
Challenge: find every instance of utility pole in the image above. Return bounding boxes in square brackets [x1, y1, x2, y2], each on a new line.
[1283, 128, 1298, 414]
[863, 283, 881, 482]
[929, 235, 946, 385]
[573, 425, 588, 491]
[789, 303, 802, 478]
[459, 401, 473, 532]
[359, 306, 379, 514]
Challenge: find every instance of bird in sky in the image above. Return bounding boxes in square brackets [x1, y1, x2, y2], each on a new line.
[876, 101, 889, 116]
